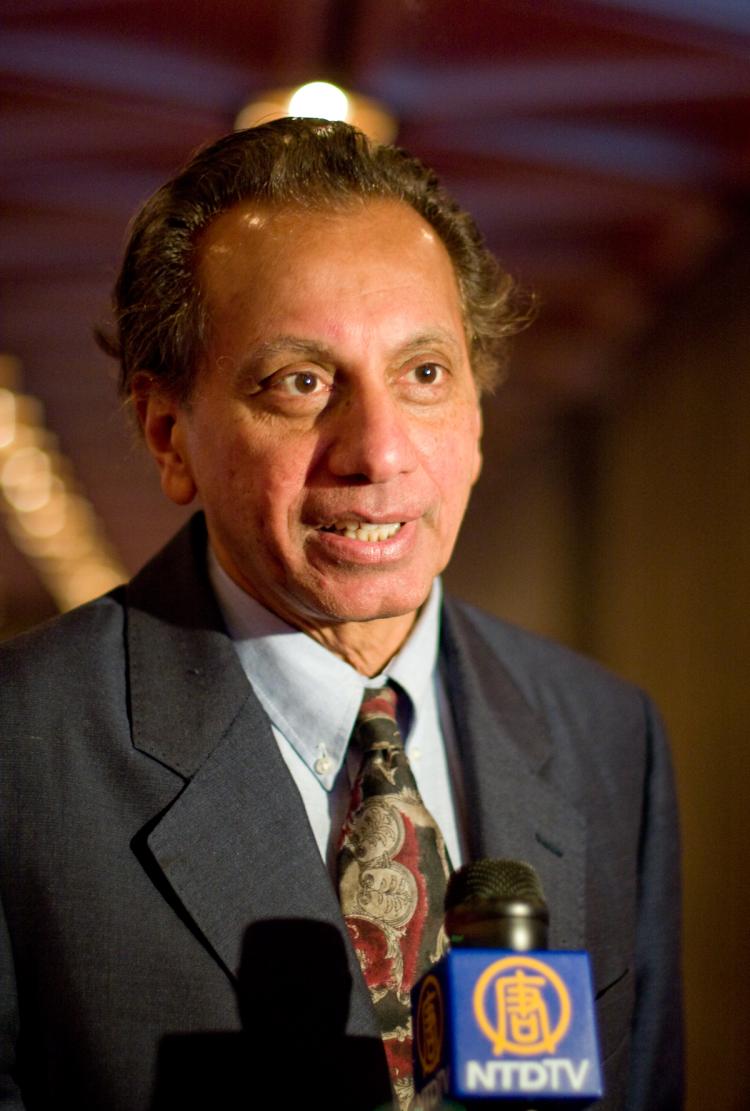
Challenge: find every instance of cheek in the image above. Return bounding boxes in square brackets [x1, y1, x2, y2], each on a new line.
[461, 408, 483, 490]
[434, 422, 482, 511]
[470, 434, 483, 485]
[205, 424, 267, 488]
[262, 456, 312, 514]
[224, 435, 315, 527]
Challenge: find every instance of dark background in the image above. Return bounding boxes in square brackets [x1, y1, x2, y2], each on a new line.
[2, 2, 748, 1105]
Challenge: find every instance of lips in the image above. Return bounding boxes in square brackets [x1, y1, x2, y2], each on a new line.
[308, 515, 420, 569]
[321, 519, 403, 542]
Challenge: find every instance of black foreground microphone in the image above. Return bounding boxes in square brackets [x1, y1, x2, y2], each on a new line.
[445, 859, 549, 951]
[411, 860, 603, 1109]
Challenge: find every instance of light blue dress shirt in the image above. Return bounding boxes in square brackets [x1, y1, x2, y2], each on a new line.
[208, 550, 467, 878]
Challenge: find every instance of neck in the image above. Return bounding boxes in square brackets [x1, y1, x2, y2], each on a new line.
[209, 546, 421, 676]
[301, 612, 417, 677]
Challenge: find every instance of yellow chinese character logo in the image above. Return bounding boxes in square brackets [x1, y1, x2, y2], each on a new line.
[472, 956, 571, 1056]
[416, 974, 444, 1073]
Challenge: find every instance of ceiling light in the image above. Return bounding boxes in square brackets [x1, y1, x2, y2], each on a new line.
[235, 80, 397, 144]
[288, 80, 349, 121]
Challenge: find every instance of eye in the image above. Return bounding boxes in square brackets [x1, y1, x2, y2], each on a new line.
[277, 370, 326, 396]
[408, 363, 444, 386]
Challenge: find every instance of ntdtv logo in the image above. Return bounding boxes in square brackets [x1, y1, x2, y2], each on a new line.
[472, 954, 571, 1056]
[412, 950, 603, 1106]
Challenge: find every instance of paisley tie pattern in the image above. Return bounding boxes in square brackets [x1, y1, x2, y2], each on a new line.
[337, 686, 451, 1110]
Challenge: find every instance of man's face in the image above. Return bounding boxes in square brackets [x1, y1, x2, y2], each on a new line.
[148, 198, 482, 636]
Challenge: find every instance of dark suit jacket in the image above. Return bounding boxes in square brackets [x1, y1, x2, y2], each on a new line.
[0, 515, 682, 1109]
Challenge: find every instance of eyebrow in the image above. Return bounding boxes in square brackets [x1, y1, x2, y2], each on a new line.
[392, 329, 463, 361]
[236, 328, 464, 383]
[235, 337, 335, 385]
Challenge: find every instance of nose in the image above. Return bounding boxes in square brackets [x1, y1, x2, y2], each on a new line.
[325, 384, 419, 483]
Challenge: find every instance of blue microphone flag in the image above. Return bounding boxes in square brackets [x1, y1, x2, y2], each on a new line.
[412, 948, 603, 1106]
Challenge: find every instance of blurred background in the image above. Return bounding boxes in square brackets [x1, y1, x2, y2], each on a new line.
[1, 1, 748, 1105]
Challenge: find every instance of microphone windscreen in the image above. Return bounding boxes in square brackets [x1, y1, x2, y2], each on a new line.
[445, 859, 549, 951]
[445, 858, 545, 911]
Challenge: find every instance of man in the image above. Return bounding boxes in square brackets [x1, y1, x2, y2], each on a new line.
[0, 119, 682, 1109]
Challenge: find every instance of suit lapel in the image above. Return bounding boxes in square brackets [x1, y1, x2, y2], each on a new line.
[441, 600, 586, 950]
[125, 516, 378, 1037]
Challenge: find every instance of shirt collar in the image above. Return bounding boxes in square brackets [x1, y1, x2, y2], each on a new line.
[207, 549, 443, 791]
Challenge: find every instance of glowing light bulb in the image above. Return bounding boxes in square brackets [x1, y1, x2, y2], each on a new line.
[288, 81, 349, 122]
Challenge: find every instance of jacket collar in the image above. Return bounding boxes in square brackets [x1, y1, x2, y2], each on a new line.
[126, 514, 250, 778]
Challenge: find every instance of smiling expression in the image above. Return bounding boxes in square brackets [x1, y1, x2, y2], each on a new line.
[145, 198, 483, 648]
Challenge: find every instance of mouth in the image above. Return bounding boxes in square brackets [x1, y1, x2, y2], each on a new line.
[319, 519, 404, 542]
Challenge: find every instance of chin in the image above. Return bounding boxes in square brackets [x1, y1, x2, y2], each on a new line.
[303, 582, 434, 626]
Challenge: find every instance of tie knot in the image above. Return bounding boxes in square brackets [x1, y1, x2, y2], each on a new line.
[353, 685, 403, 754]
[359, 685, 398, 721]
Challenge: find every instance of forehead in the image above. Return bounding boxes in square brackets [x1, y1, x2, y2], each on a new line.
[198, 195, 446, 260]
[195, 198, 467, 337]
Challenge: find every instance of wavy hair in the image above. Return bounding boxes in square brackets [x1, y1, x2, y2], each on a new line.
[97, 117, 529, 400]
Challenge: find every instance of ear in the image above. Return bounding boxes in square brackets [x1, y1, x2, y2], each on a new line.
[132, 374, 197, 506]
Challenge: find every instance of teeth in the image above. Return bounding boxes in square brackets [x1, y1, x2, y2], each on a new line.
[330, 520, 402, 541]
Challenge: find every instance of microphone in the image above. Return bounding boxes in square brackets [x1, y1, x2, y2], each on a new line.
[445, 858, 550, 951]
[411, 860, 603, 1109]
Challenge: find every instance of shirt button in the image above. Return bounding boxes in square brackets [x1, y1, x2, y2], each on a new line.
[410, 747, 421, 762]
[314, 754, 331, 776]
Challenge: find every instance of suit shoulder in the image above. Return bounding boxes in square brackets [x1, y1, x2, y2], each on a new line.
[0, 588, 126, 687]
[443, 597, 648, 715]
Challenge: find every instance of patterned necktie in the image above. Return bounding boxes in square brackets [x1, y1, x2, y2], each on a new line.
[337, 686, 452, 1110]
